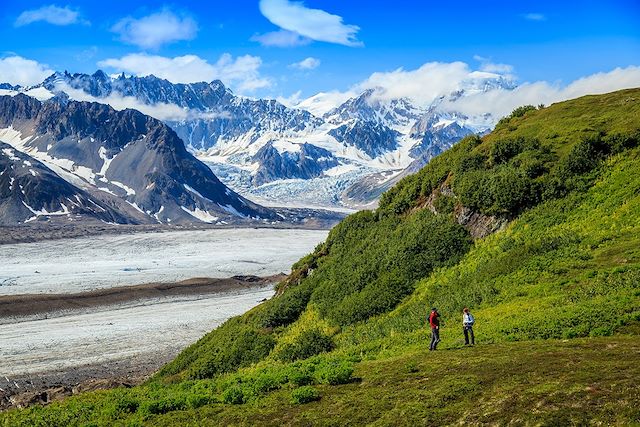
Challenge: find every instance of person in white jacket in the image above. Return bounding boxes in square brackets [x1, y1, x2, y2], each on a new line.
[463, 307, 475, 345]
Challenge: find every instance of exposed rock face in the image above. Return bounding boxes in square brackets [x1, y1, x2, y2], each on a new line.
[0, 94, 276, 224]
[421, 181, 508, 239]
[252, 142, 339, 186]
[329, 121, 399, 158]
[0, 142, 129, 225]
[454, 205, 509, 239]
[0, 83, 20, 90]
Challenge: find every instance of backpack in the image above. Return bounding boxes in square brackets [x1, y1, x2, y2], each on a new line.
[467, 313, 475, 325]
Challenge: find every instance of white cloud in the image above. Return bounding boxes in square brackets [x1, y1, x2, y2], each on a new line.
[0, 56, 53, 86]
[98, 53, 271, 93]
[355, 62, 481, 106]
[251, 30, 311, 47]
[303, 60, 640, 125]
[55, 82, 190, 121]
[55, 82, 231, 122]
[480, 62, 514, 74]
[473, 55, 514, 75]
[256, 0, 362, 47]
[275, 90, 302, 107]
[444, 66, 640, 119]
[290, 57, 320, 70]
[523, 13, 546, 21]
[111, 9, 197, 49]
[15, 4, 87, 27]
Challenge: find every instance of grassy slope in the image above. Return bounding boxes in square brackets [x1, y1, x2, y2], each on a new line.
[2, 89, 640, 426]
[154, 336, 640, 426]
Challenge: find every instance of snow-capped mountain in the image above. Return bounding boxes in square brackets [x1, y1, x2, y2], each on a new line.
[252, 142, 339, 186]
[0, 141, 128, 225]
[0, 94, 276, 225]
[2, 70, 516, 209]
[36, 70, 322, 147]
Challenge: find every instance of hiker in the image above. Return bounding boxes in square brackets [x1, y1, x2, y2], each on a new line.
[429, 308, 440, 350]
[463, 307, 475, 345]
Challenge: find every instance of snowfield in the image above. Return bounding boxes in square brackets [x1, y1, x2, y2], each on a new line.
[0, 228, 329, 295]
[0, 228, 328, 378]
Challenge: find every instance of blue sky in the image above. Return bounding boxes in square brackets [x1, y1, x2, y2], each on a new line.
[0, 0, 639, 101]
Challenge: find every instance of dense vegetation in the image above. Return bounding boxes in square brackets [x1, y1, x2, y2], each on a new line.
[2, 88, 640, 426]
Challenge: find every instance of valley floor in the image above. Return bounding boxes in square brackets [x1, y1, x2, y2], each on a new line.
[150, 334, 640, 426]
[0, 228, 328, 295]
[0, 280, 276, 410]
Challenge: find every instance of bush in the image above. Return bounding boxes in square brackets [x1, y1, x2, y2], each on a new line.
[433, 193, 455, 215]
[222, 385, 245, 404]
[189, 327, 276, 379]
[139, 397, 186, 416]
[185, 393, 212, 409]
[259, 282, 314, 328]
[604, 131, 639, 154]
[251, 373, 280, 394]
[456, 152, 486, 173]
[314, 361, 354, 385]
[310, 210, 471, 326]
[290, 386, 321, 404]
[114, 395, 139, 414]
[490, 137, 526, 165]
[495, 105, 537, 128]
[559, 137, 606, 176]
[285, 366, 314, 386]
[277, 329, 335, 362]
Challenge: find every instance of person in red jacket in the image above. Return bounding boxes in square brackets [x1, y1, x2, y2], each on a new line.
[429, 308, 440, 351]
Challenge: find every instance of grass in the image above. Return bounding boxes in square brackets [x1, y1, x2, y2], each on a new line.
[142, 336, 640, 426]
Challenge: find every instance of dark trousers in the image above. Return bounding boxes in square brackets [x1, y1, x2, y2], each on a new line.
[430, 327, 440, 350]
[464, 325, 475, 345]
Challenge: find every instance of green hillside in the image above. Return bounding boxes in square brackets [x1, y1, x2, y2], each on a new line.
[3, 88, 640, 426]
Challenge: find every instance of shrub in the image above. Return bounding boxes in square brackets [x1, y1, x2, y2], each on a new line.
[490, 137, 526, 165]
[185, 393, 212, 409]
[314, 361, 354, 385]
[456, 152, 486, 173]
[604, 131, 639, 154]
[277, 329, 335, 362]
[433, 193, 455, 215]
[114, 395, 139, 414]
[495, 105, 537, 128]
[259, 282, 314, 328]
[559, 137, 605, 176]
[285, 366, 314, 386]
[222, 385, 245, 404]
[490, 167, 540, 215]
[139, 397, 186, 416]
[251, 373, 280, 394]
[311, 210, 471, 326]
[510, 105, 537, 118]
[189, 328, 276, 379]
[290, 386, 321, 404]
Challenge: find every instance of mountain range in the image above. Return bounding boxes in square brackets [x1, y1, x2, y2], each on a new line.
[0, 93, 276, 225]
[1, 70, 515, 209]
